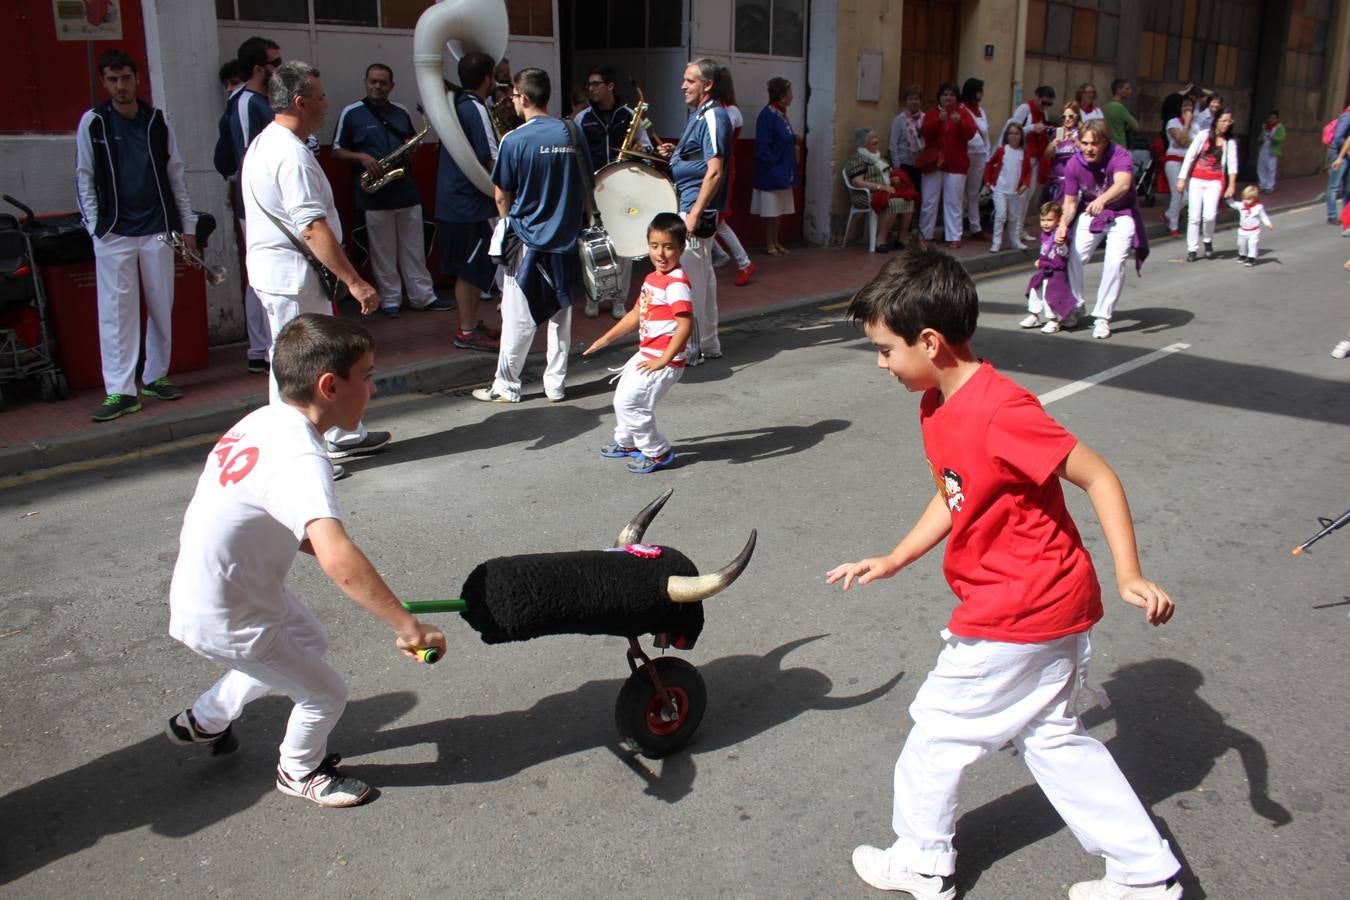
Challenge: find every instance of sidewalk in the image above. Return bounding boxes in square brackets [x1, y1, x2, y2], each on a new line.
[0, 172, 1329, 478]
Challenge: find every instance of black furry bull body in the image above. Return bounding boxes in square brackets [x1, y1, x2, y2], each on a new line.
[458, 547, 706, 647]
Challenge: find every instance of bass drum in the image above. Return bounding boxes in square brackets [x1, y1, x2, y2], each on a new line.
[593, 162, 679, 259]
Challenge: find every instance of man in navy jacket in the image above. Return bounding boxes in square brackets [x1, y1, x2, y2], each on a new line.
[76, 49, 196, 422]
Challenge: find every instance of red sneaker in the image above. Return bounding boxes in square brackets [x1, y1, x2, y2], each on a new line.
[734, 262, 756, 286]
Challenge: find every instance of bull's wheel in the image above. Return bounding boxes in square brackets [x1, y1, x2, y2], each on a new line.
[614, 656, 706, 758]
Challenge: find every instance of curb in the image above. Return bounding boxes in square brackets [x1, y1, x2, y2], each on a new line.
[0, 198, 1321, 481]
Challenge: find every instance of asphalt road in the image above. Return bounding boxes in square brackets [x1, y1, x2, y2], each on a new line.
[2, 205, 1348, 898]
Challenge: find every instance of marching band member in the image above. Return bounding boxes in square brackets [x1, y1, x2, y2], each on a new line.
[433, 51, 502, 351]
[241, 61, 388, 476]
[76, 49, 196, 422]
[332, 63, 438, 318]
[473, 67, 592, 403]
[660, 58, 731, 365]
[574, 65, 652, 318]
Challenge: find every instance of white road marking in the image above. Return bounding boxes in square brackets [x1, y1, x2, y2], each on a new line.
[1037, 342, 1190, 406]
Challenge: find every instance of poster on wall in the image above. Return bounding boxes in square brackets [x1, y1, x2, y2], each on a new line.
[53, 0, 123, 41]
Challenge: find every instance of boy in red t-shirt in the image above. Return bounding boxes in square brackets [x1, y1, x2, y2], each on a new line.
[826, 247, 1181, 900]
[584, 213, 694, 474]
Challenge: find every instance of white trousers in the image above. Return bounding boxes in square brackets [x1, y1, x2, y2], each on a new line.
[1069, 212, 1135, 322]
[990, 191, 1025, 249]
[255, 283, 368, 447]
[681, 235, 721, 356]
[1163, 161, 1185, 232]
[366, 205, 436, 310]
[715, 220, 751, 270]
[238, 218, 273, 362]
[1026, 284, 1055, 318]
[93, 232, 174, 397]
[1237, 229, 1261, 258]
[964, 152, 987, 229]
[188, 588, 347, 780]
[889, 633, 1180, 884]
[612, 353, 684, 457]
[1186, 179, 1222, 252]
[919, 171, 966, 242]
[491, 271, 572, 401]
[1257, 148, 1278, 192]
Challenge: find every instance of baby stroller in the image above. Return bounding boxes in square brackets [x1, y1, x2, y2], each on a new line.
[0, 197, 69, 410]
[1129, 134, 1160, 207]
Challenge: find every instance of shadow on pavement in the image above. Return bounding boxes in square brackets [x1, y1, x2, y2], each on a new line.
[347, 635, 902, 804]
[0, 693, 418, 885]
[951, 658, 1290, 899]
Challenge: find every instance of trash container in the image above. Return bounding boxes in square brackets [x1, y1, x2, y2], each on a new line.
[36, 214, 210, 392]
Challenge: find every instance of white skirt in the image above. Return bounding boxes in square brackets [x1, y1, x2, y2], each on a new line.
[751, 188, 795, 218]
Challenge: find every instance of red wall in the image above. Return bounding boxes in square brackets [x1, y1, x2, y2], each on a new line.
[1, 1, 150, 133]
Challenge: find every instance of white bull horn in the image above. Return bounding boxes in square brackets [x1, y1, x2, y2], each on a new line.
[413, 0, 509, 198]
[614, 488, 674, 548]
[666, 530, 758, 604]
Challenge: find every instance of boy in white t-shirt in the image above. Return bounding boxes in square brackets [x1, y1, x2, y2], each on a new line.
[165, 314, 445, 808]
[584, 212, 694, 475]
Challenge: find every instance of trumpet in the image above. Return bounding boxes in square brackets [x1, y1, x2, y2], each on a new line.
[615, 81, 667, 166]
[361, 112, 433, 194]
[158, 230, 226, 285]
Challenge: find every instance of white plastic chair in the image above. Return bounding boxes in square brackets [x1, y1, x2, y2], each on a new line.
[841, 168, 878, 251]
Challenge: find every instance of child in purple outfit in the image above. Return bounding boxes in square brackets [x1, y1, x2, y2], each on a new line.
[1020, 202, 1080, 333]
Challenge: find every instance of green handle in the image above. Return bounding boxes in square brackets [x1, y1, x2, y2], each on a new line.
[402, 599, 468, 614]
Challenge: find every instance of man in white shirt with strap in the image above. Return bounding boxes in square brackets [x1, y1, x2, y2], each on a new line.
[241, 61, 389, 476]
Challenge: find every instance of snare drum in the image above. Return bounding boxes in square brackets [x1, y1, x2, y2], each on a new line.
[593, 161, 679, 259]
[578, 227, 622, 302]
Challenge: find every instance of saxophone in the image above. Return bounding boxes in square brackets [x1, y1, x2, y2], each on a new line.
[360, 113, 433, 194]
[615, 82, 667, 166]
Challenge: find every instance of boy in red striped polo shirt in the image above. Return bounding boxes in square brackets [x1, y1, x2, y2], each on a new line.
[584, 212, 694, 474]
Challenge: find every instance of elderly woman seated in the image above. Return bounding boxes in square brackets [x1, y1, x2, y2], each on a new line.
[845, 126, 918, 252]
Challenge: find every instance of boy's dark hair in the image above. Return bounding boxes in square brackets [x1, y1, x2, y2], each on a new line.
[365, 62, 394, 81]
[1039, 200, 1063, 217]
[1110, 78, 1129, 95]
[98, 49, 136, 76]
[218, 58, 245, 87]
[272, 314, 376, 404]
[846, 245, 978, 345]
[237, 36, 280, 76]
[514, 67, 551, 109]
[1034, 84, 1056, 99]
[458, 51, 494, 91]
[647, 212, 687, 247]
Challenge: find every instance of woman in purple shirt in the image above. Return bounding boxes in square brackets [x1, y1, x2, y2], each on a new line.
[1055, 119, 1149, 340]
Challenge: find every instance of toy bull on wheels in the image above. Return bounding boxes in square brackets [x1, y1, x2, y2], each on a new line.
[404, 489, 756, 757]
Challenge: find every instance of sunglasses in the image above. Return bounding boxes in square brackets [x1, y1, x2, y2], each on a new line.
[265, 58, 281, 68]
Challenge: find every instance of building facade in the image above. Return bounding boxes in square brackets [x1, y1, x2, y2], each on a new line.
[2, 0, 1345, 346]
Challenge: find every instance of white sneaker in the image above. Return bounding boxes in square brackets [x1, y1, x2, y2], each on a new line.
[1041, 319, 1062, 334]
[583, 299, 599, 317]
[611, 300, 626, 319]
[1332, 339, 1350, 359]
[1018, 314, 1041, 328]
[989, 245, 1002, 254]
[850, 846, 955, 900]
[275, 753, 372, 808]
[1011, 241, 1026, 250]
[471, 387, 518, 403]
[1068, 876, 1182, 900]
[1092, 318, 1111, 339]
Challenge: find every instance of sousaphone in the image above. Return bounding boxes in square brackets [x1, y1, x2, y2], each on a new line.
[413, 0, 510, 198]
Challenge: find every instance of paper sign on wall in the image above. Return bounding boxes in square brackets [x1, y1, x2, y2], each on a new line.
[54, 0, 122, 41]
[857, 52, 881, 103]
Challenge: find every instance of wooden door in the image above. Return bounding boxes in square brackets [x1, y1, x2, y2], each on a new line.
[899, 0, 961, 103]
